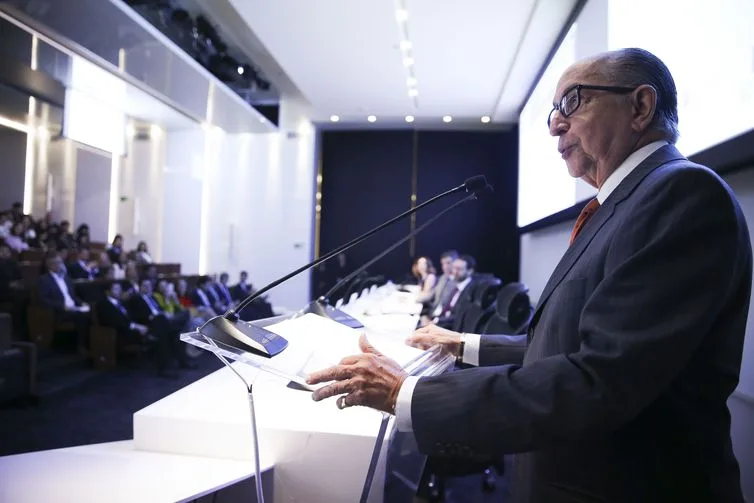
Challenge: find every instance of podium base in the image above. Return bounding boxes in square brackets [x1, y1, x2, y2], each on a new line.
[300, 299, 365, 329]
[199, 316, 288, 357]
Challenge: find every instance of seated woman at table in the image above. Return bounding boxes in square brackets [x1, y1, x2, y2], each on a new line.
[412, 256, 437, 302]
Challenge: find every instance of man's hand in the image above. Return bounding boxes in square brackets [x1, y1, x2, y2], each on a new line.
[407, 323, 463, 356]
[307, 334, 408, 414]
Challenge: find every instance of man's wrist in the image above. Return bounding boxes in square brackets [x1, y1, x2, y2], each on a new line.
[456, 333, 466, 362]
[389, 371, 409, 414]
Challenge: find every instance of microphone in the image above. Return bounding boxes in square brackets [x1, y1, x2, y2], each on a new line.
[196, 176, 490, 357]
[306, 184, 494, 327]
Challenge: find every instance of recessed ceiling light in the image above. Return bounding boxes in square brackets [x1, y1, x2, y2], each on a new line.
[400, 40, 412, 51]
[330, 115, 340, 122]
[396, 9, 408, 22]
[481, 116, 491, 123]
[442, 115, 452, 123]
[403, 57, 414, 67]
[405, 115, 415, 123]
[367, 115, 377, 123]
[408, 89, 418, 97]
[407, 76, 417, 86]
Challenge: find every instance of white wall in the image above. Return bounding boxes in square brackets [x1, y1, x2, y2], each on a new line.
[199, 99, 317, 310]
[44, 138, 77, 224]
[118, 129, 166, 259]
[73, 146, 112, 242]
[520, 167, 754, 501]
[0, 127, 28, 210]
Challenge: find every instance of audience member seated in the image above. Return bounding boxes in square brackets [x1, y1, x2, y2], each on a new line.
[96, 282, 149, 348]
[427, 254, 476, 328]
[191, 276, 220, 316]
[67, 248, 99, 280]
[133, 241, 154, 265]
[128, 279, 194, 376]
[411, 256, 438, 302]
[56, 221, 76, 250]
[154, 280, 205, 330]
[37, 253, 92, 353]
[0, 243, 22, 299]
[418, 250, 458, 317]
[214, 272, 234, 308]
[231, 270, 252, 301]
[4, 222, 30, 253]
[75, 224, 90, 247]
[121, 262, 141, 298]
[20, 215, 40, 248]
[107, 234, 124, 266]
[144, 264, 158, 286]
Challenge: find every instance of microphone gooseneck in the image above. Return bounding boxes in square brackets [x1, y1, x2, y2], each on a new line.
[321, 189, 488, 302]
[223, 175, 489, 320]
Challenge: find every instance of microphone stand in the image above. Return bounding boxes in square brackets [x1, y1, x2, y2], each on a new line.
[302, 190, 487, 326]
[202, 336, 266, 503]
[196, 176, 489, 358]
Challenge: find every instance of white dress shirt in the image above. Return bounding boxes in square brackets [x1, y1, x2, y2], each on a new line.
[396, 140, 669, 433]
[432, 276, 472, 318]
[51, 272, 76, 310]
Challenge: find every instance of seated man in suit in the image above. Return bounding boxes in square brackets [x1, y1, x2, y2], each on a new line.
[431, 255, 476, 329]
[129, 279, 193, 375]
[67, 248, 98, 280]
[191, 276, 220, 316]
[307, 48, 751, 502]
[214, 272, 235, 309]
[418, 250, 457, 316]
[231, 270, 252, 301]
[96, 282, 148, 347]
[37, 254, 91, 353]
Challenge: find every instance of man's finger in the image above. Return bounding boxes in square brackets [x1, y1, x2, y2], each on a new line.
[311, 379, 352, 401]
[339, 354, 362, 366]
[359, 333, 381, 355]
[306, 365, 352, 385]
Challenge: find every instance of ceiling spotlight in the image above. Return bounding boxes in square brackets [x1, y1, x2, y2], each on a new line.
[408, 88, 418, 97]
[400, 40, 412, 51]
[442, 115, 453, 123]
[403, 57, 414, 67]
[367, 115, 377, 123]
[330, 115, 340, 122]
[237, 66, 244, 75]
[405, 115, 415, 123]
[481, 115, 491, 123]
[407, 76, 417, 86]
[396, 9, 408, 22]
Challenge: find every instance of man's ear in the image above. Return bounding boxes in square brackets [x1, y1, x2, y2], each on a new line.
[631, 84, 658, 133]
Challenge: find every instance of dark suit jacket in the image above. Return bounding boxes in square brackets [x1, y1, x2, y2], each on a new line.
[67, 261, 97, 280]
[38, 273, 84, 311]
[411, 145, 751, 503]
[97, 298, 134, 337]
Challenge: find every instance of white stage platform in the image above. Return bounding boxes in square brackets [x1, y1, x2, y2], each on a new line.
[0, 440, 274, 503]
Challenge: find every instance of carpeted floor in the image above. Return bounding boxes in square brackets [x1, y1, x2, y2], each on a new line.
[0, 353, 223, 457]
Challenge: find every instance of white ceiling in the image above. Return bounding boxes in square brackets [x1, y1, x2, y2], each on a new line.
[225, 0, 578, 126]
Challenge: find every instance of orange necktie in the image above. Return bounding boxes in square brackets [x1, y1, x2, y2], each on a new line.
[569, 199, 600, 245]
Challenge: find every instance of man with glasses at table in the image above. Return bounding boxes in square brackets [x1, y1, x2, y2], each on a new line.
[306, 48, 751, 503]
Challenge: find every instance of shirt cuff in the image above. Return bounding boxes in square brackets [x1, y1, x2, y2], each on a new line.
[462, 333, 482, 366]
[395, 375, 421, 432]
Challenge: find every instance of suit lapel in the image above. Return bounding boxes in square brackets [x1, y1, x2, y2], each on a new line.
[530, 145, 686, 328]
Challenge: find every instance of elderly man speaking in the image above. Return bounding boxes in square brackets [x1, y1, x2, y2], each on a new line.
[307, 48, 751, 503]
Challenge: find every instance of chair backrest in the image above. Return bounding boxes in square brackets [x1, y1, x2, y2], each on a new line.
[495, 282, 533, 334]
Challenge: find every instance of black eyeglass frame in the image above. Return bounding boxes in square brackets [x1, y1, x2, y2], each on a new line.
[548, 84, 637, 128]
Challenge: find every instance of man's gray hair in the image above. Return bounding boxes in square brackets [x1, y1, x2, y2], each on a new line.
[596, 48, 680, 144]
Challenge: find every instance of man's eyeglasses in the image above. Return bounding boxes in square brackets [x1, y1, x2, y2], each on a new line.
[548, 84, 637, 128]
